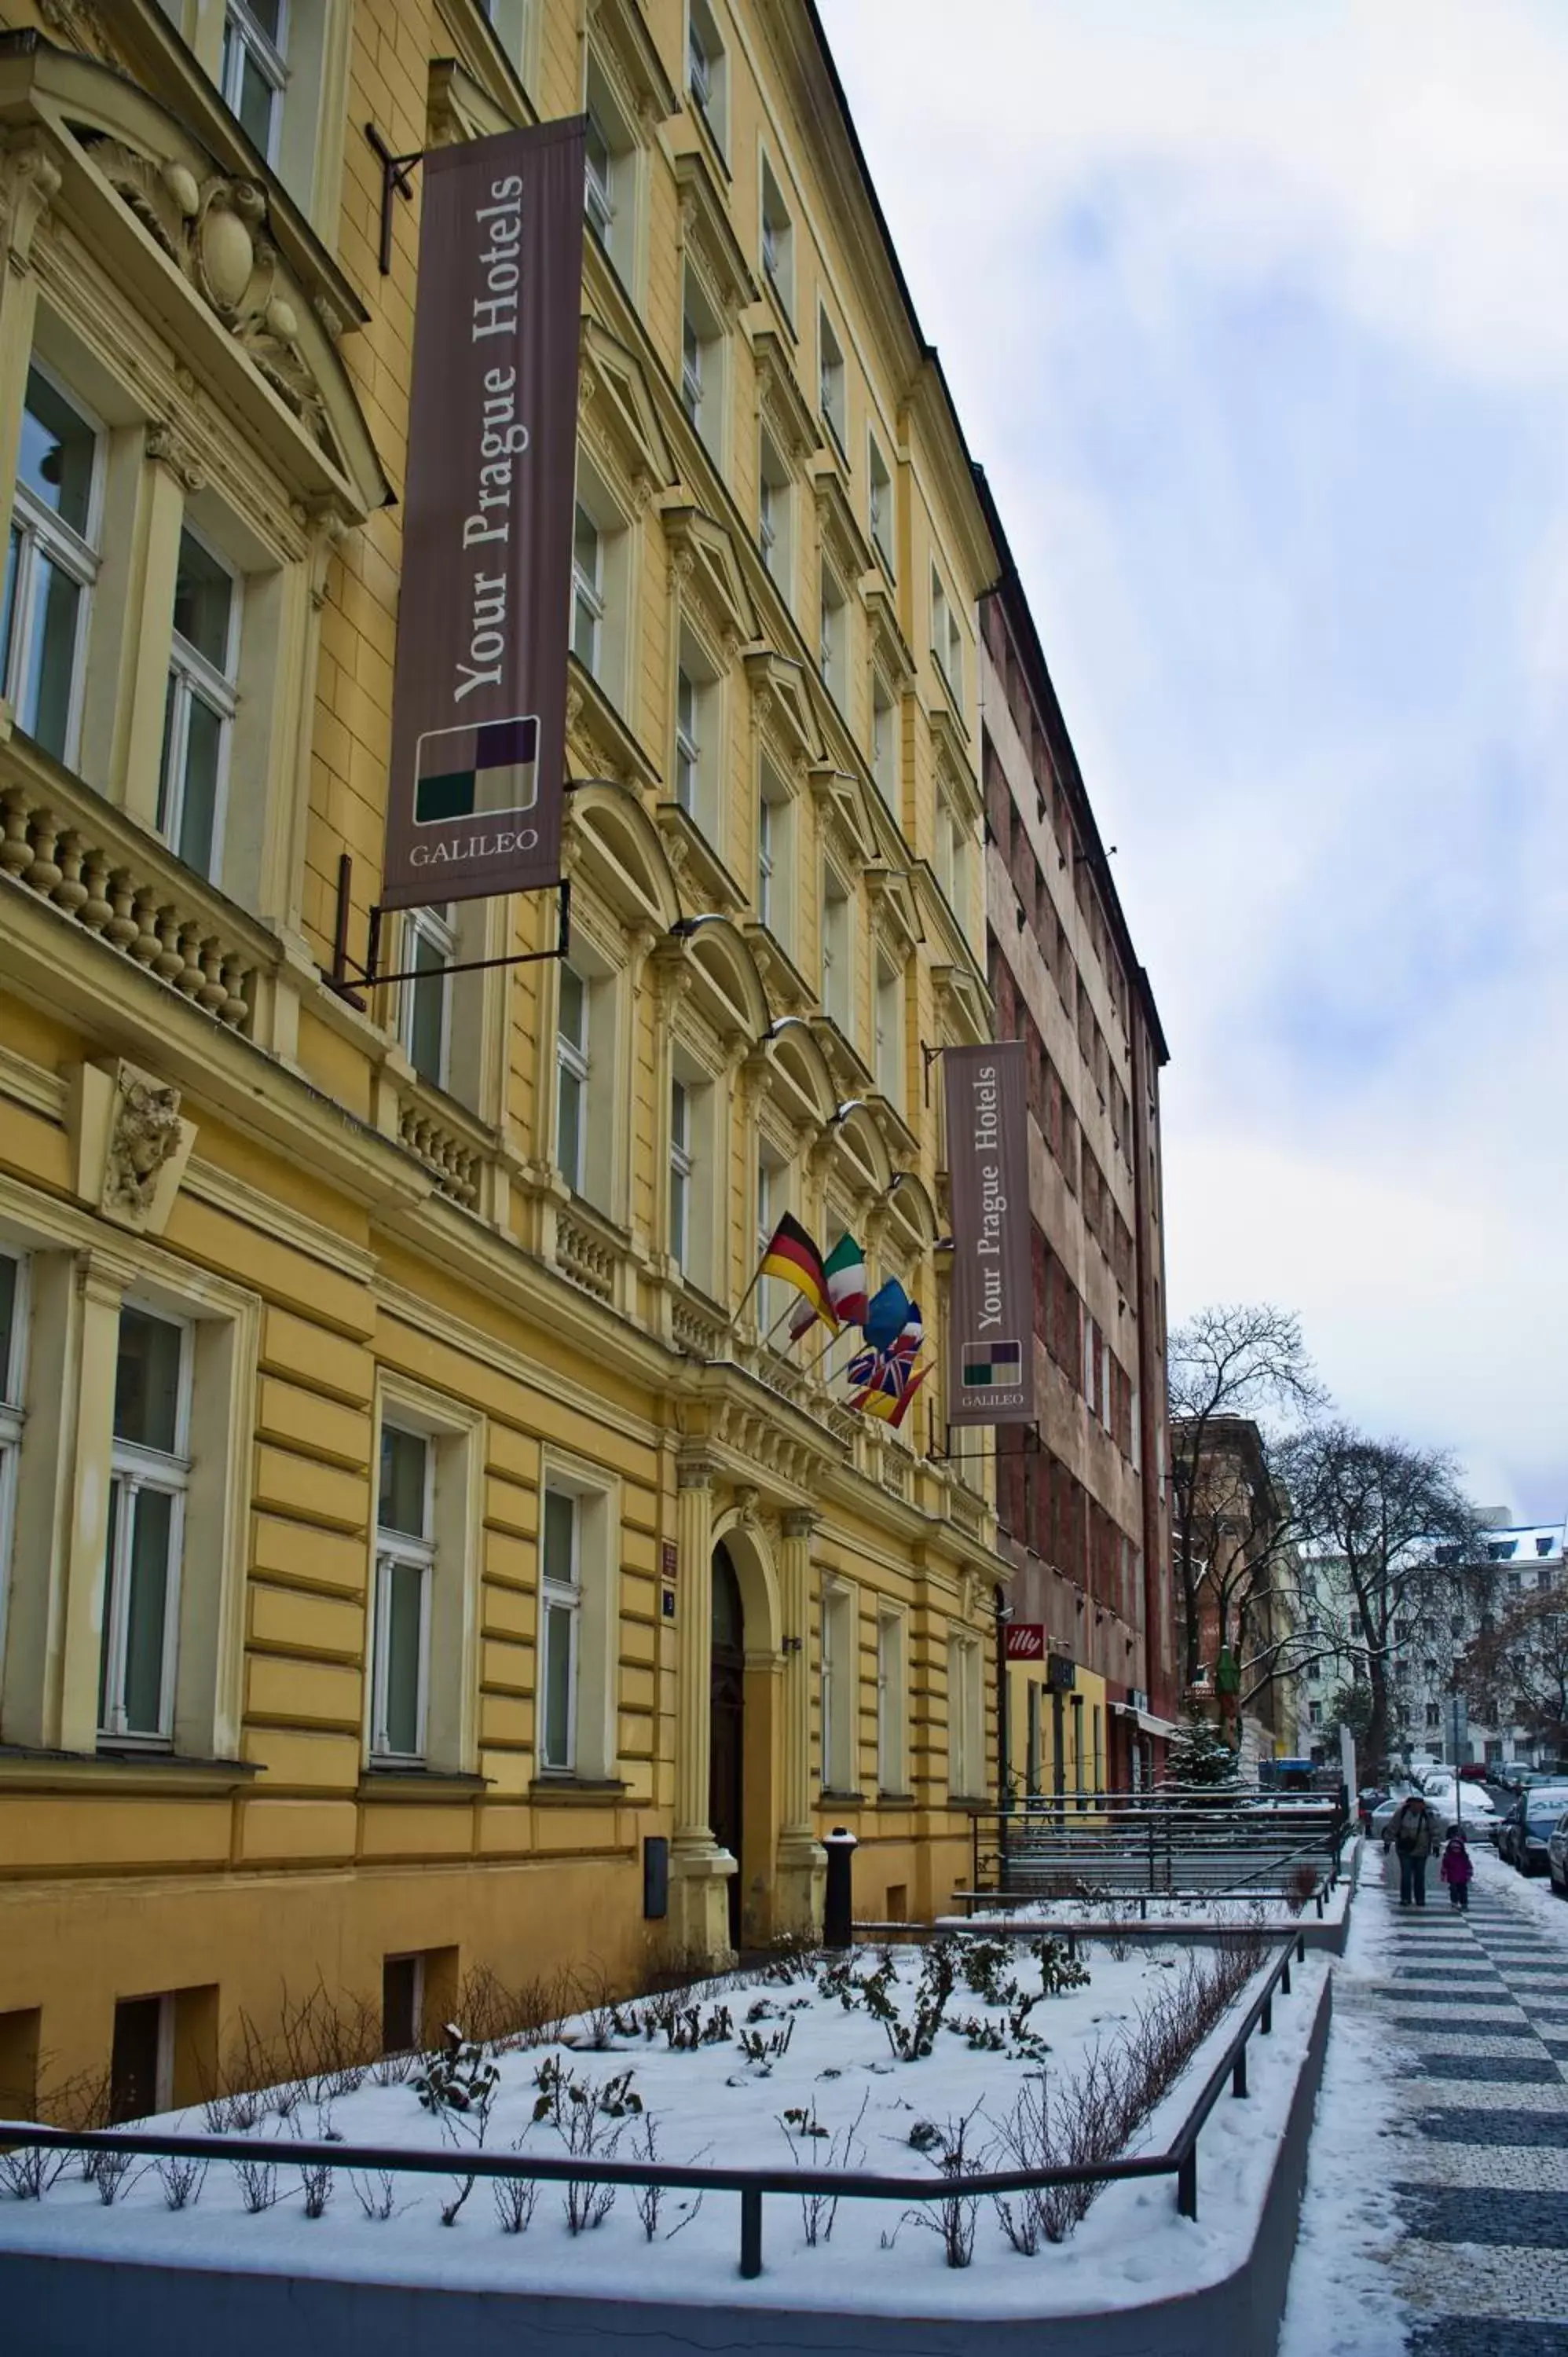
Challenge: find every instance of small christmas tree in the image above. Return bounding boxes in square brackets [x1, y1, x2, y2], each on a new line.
[1163, 1711, 1244, 1804]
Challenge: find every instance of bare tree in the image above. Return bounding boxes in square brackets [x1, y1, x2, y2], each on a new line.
[1277, 1423, 1482, 1779]
[1464, 1585, 1568, 1759]
[1167, 1306, 1328, 1692]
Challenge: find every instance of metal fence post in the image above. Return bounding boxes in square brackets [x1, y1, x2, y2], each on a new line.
[1232, 2040, 1248, 2099]
[1177, 2146, 1197, 2220]
[739, 2187, 763, 2278]
[1261, 1992, 1273, 2036]
[1280, 1953, 1291, 1996]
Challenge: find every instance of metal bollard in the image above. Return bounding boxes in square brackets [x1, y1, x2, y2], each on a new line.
[739, 2186, 763, 2277]
[822, 1827, 857, 1950]
[1232, 2040, 1248, 2099]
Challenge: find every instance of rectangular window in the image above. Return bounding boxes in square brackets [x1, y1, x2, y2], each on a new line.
[99, 1307, 192, 1746]
[821, 1580, 855, 1792]
[400, 903, 455, 1090]
[1308, 1699, 1323, 1727]
[571, 501, 603, 675]
[584, 102, 614, 251]
[822, 867, 852, 1032]
[757, 787, 775, 929]
[871, 672, 897, 807]
[760, 156, 793, 318]
[0, 1252, 26, 1670]
[372, 1424, 433, 1761]
[222, 0, 289, 163]
[759, 432, 790, 594]
[2, 364, 101, 766]
[874, 954, 902, 1104]
[819, 309, 846, 452]
[669, 1077, 692, 1269]
[158, 527, 239, 882]
[876, 1609, 905, 1794]
[948, 1636, 981, 1796]
[539, 1486, 581, 1772]
[110, 1992, 173, 2124]
[819, 563, 846, 703]
[555, 963, 590, 1194]
[868, 435, 894, 573]
[687, 0, 727, 151]
[681, 298, 703, 430]
[675, 665, 699, 812]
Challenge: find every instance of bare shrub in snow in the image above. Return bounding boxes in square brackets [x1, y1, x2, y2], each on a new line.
[348, 2167, 396, 2222]
[779, 2091, 868, 2247]
[154, 2154, 208, 2211]
[904, 2106, 985, 2268]
[233, 2154, 280, 2214]
[492, 2141, 540, 2235]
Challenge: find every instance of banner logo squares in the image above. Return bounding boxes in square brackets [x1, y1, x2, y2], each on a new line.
[962, 1337, 1021, 1389]
[414, 715, 540, 825]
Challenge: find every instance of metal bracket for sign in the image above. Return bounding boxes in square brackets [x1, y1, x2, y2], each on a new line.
[323, 853, 570, 1006]
[365, 123, 424, 276]
[929, 1418, 1042, 1465]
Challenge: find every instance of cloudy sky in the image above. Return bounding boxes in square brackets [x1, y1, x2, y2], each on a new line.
[825, 0, 1568, 1523]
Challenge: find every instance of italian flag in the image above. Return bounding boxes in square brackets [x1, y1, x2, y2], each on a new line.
[760, 1213, 832, 1325]
[788, 1231, 867, 1339]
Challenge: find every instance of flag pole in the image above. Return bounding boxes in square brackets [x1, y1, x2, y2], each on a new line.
[806, 1322, 855, 1384]
[729, 1259, 767, 1332]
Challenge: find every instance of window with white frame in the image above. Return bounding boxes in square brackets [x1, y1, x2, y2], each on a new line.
[757, 757, 793, 947]
[480, 0, 533, 79]
[99, 1307, 192, 1747]
[539, 1486, 581, 1773]
[669, 1075, 694, 1270]
[946, 608, 964, 712]
[400, 903, 455, 1091]
[818, 307, 846, 453]
[874, 951, 903, 1105]
[158, 527, 240, 882]
[571, 500, 605, 676]
[2, 364, 101, 768]
[870, 671, 897, 808]
[584, 96, 616, 256]
[760, 156, 793, 319]
[675, 665, 700, 810]
[756, 1148, 786, 1333]
[759, 431, 791, 598]
[372, 1424, 434, 1761]
[0, 1251, 25, 1670]
[687, 0, 727, 152]
[820, 1578, 856, 1792]
[555, 962, 590, 1195]
[947, 1633, 982, 1796]
[681, 269, 724, 462]
[868, 434, 894, 574]
[876, 1608, 906, 1794]
[221, 1, 289, 163]
[819, 561, 847, 706]
[821, 863, 852, 1033]
[673, 628, 720, 838]
[929, 565, 949, 684]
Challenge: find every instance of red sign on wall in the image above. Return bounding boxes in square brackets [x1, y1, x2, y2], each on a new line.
[1005, 1623, 1046, 1661]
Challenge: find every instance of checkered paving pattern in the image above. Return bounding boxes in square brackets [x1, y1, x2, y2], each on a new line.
[1362, 1856, 1568, 2350]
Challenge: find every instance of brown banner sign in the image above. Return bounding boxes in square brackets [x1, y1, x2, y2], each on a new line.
[943, 1040, 1035, 1427]
[382, 118, 584, 912]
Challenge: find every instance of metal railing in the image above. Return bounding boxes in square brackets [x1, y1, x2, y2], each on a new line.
[0, 1936, 1307, 2279]
[974, 1790, 1347, 1908]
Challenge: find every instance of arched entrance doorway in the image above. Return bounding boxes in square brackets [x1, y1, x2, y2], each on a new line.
[709, 1543, 745, 1950]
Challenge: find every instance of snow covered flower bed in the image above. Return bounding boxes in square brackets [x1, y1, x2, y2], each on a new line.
[0, 1931, 1323, 2318]
[941, 1879, 1352, 1934]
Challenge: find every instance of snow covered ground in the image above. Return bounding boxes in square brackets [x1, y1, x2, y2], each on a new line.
[940, 1880, 1351, 1934]
[1472, 1838, 1568, 1935]
[0, 1932, 1328, 2320]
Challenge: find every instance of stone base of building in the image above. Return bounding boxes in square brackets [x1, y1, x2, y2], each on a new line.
[772, 1832, 826, 1941]
[666, 1840, 736, 1965]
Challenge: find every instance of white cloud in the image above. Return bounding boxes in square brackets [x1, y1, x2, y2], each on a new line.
[823, 0, 1568, 1517]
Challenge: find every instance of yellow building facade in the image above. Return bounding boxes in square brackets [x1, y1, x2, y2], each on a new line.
[0, 0, 1005, 2114]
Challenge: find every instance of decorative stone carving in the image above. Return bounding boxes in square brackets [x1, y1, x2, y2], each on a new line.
[0, 130, 63, 268]
[67, 1059, 198, 1237]
[38, 0, 116, 61]
[145, 421, 207, 495]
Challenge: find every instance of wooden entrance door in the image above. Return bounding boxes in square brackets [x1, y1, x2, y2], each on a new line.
[709, 1544, 745, 1948]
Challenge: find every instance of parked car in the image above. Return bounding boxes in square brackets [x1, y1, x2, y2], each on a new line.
[1547, 1812, 1568, 1897]
[1458, 1762, 1489, 1784]
[1500, 1787, 1568, 1873]
[1419, 1777, 1499, 1842]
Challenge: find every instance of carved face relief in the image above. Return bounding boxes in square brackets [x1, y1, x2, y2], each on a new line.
[103, 1073, 186, 1218]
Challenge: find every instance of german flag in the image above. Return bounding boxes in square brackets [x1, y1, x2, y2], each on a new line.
[760, 1213, 833, 1325]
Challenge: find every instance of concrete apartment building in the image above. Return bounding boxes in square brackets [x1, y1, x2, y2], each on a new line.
[0, 0, 1013, 2121]
[973, 484, 1176, 1802]
[1172, 1413, 1305, 1771]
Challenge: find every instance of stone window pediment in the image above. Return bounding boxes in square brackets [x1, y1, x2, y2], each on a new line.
[932, 963, 991, 1047]
[745, 649, 822, 770]
[581, 317, 676, 500]
[585, 0, 680, 130]
[2, 42, 387, 521]
[866, 576, 915, 687]
[810, 764, 877, 868]
[673, 148, 757, 324]
[562, 779, 680, 934]
[426, 56, 533, 147]
[662, 500, 757, 651]
[753, 327, 819, 464]
[811, 462, 871, 586]
[866, 866, 922, 960]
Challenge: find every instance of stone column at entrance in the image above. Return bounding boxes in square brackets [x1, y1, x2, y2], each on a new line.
[775, 1508, 826, 1937]
[669, 1453, 735, 1961]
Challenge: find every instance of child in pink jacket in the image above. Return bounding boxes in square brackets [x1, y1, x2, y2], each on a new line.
[1440, 1830, 1474, 1912]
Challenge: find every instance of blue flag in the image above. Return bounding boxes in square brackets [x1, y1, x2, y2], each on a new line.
[863, 1277, 912, 1351]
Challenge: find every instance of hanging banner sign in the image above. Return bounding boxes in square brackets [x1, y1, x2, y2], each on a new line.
[381, 117, 584, 912]
[1005, 1622, 1046, 1661]
[943, 1040, 1035, 1427]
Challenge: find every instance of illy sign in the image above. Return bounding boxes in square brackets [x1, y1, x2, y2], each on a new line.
[1004, 1623, 1046, 1662]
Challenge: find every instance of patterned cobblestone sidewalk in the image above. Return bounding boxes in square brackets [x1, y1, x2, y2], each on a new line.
[1361, 1853, 1568, 2355]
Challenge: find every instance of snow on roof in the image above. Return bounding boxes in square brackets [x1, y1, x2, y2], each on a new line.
[1478, 1520, 1566, 1564]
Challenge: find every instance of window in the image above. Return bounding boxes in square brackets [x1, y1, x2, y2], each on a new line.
[819, 562, 847, 705]
[539, 1487, 581, 1773]
[1025, 1681, 1042, 1796]
[555, 963, 590, 1194]
[0, 1253, 24, 1669]
[158, 528, 239, 880]
[819, 308, 846, 453]
[2, 365, 100, 764]
[584, 101, 614, 253]
[681, 269, 724, 461]
[400, 904, 455, 1090]
[1425, 1702, 1441, 1728]
[99, 1308, 192, 1747]
[756, 1151, 782, 1333]
[675, 665, 700, 812]
[669, 1077, 693, 1269]
[948, 1635, 982, 1797]
[876, 1609, 906, 1794]
[222, 1, 288, 163]
[868, 435, 894, 574]
[822, 865, 852, 1032]
[687, 0, 727, 152]
[759, 431, 791, 597]
[760, 156, 793, 318]
[871, 672, 897, 808]
[673, 629, 720, 837]
[757, 758, 793, 947]
[821, 1579, 856, 1792]
[1309, 1699, 1323, 1727]
[372, 1424, 433, 1761]
[571, 501, 604, 676]
[1538, 1536, 1555, 1557]
[681, 294, 703, 429]
[930, 567, 948, 678]
[874, 952, 903, 1105]
[932, 563, 962, 707]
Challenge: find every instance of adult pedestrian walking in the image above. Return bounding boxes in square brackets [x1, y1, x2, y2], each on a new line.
[1440, 1827, 1474, 1912]
[1385, 1791, 1438, 1907]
